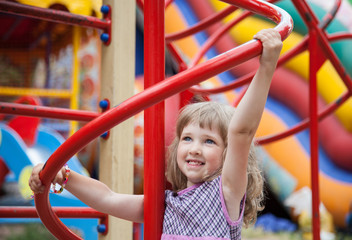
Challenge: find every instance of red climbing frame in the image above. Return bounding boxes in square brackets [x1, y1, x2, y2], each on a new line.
[0, 0, 310, 239]
[1, 0, 351, 239]
[27, 0, 291, 239]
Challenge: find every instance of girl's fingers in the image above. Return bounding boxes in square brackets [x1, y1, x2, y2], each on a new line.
[253, 29, 283, 62]
[254, 29, 280, 40]
[29, 163, 45, 193]
[29, 178, 44, 193]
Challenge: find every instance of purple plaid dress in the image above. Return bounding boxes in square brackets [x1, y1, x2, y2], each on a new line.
[162, 176, 245, 240]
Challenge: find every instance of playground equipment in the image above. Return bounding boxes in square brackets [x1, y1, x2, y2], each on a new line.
[0, 0, 292, 239]
[0, 0, 350, 240]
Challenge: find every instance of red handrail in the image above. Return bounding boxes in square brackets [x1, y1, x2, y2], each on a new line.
[0, 207, 106, 219]
[0, 1, 110, 31]
[32, 0, 292, 239]
[0, 102, 100, 122]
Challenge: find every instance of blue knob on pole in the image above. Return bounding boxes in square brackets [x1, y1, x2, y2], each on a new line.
[100, 5, 110, 14]
[97, 224, 106, 233]
[100, 33, 110, 43]
[99, 99, 109, 109]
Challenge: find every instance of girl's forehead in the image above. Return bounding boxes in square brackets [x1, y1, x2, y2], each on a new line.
[182, 122, 221, 135]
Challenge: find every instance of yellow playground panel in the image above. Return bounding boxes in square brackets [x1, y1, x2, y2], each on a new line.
[18, 0, 102, 17]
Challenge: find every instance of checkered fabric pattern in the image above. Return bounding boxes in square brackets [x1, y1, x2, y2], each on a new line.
[162, 176, 244, 240]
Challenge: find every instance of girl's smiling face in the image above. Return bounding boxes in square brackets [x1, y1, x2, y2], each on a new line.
[177, 122, 226, 187]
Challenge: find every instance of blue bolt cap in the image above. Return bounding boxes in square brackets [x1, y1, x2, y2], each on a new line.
[99, 100, 108, 109]
[101, 132, 108, 138]
[100, 33, 110, 43]
[100, 5, 110, 14]
[97, 224, 106, 233]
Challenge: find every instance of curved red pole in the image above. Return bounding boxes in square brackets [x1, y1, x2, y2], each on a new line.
[256, 91, 350, 144]
[33, 0, 293, 239]
[188, 30, 351, 95]
[165, 5, 238, 43]
[187, 0, 277, 69]
[185, 0, 340, 95]
[189, 10, 252, 68]
[188, 37, 306, 94]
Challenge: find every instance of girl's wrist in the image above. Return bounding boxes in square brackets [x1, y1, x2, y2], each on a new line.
[52, 164, 71, 194]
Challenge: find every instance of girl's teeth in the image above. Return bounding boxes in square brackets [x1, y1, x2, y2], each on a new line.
[188, 161, 203, 165]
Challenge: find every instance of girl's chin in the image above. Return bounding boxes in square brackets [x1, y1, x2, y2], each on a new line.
[186, 178, 204, 187]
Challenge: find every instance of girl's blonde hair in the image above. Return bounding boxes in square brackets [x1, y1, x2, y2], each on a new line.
[166, 101, 264, 227]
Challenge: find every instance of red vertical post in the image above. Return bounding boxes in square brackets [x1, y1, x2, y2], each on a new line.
[144, 0, 165, 239]
[308, 28, 321, 240]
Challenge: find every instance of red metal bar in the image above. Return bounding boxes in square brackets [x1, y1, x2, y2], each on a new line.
[328, 32, 352, 42]
[166, 42, 188, 72]
[287, 2, 352, 236]
[136, 0, 144, 11]
[319, 0, 341, 29]
[189, 10, 252, 68]
[188, 35, 304, 94]
[165, 42, 192, 108]
[165, 0, 173, 9]
[235, 36, 352, 145]
[186, 0, 340, 95]
[0, 1, 110, 31]
[0, 207, 106, 219]
[186, 0, 294, 94]
[188, 31, 352, 95]
[292, 0, 352, 94]
[0, 102, 100, 122]
[32, 1, 292, 239]
[144, 0, 165, 239]
[256, 34, 352, 145]
[221, 0, 285, 27]
[165, 5, 238, 43]
[309, 27, 321, 240]
[187, 0, 277, 69]
[256, 91, 350, 144]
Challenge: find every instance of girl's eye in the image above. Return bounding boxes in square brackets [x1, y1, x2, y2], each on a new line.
[205, 139, 215, 144]
[182, 136, 192, 142]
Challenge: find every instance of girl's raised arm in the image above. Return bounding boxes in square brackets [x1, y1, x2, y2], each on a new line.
[221, 29, 283, 221]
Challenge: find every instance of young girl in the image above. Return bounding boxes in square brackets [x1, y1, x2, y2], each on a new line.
[29, 28, 282, 239]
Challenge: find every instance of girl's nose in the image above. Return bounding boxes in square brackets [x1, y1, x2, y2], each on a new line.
[189, 142, 201, 155]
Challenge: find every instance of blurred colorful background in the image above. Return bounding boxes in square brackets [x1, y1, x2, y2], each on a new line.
[0, 0, 351, 239]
